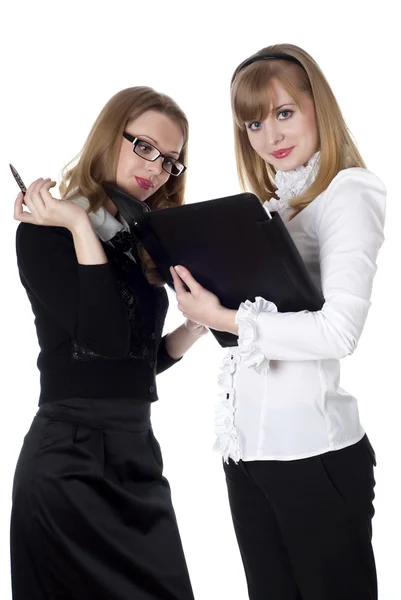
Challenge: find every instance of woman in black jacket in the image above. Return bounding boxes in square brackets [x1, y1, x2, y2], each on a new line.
[11, 86, 206, 600]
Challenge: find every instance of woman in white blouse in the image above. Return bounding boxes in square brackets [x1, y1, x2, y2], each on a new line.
[170, 43, 386, 600]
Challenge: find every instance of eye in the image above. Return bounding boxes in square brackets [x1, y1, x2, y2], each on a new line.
[246, 121, 262, 131]
[163, 157, 174, 167]
[137, 141, 153, 153]
[278, 109, 293, 120]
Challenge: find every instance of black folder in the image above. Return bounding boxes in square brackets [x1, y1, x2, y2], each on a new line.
[103, 183, 324, 347]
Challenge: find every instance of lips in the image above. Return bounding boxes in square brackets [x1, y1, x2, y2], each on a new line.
[135, 176, 154, 190]
[272, 146, 295, 159]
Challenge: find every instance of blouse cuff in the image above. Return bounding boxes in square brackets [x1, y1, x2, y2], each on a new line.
[236, 297, 278, 375]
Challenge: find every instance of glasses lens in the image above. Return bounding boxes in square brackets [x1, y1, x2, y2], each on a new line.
[134, 140, 159, 160]
[163, 158, 185, 176]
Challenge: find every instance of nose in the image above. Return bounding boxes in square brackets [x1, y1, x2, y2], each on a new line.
[265, 120, 284, 147]
[146, 157, 164, 176]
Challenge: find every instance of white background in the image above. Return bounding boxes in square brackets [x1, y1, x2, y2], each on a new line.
[0, 1, 399, 598]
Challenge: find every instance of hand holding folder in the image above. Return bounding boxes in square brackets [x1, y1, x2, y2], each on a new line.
[103, 183, 324, 348]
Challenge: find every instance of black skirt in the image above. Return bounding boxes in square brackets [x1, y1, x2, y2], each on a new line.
[11, 397, 194, 600]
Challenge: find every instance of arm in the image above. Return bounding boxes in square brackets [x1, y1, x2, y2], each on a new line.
[156, 321, 208, 374]
[17, 223, 131, 358]
[232, 169, 386, 362]
[171, 169, 386, 365]
[15, 181, 131, 357]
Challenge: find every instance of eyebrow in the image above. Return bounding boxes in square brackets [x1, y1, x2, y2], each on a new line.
[274, 103, 296, 111]
[136, 134, 180, 157]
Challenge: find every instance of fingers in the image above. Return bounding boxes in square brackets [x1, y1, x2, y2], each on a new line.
[25, 178, 47, 201]
[14, 192, 35, 223]
[22, 177, 54, 223]
[173, 265, 201, 294]
[39, 179, 57, 205]
[24, 178, 48, 216]
[169, 266, 187, 295]
[14, 177, 57, 226]
[186, 319, 209, 336]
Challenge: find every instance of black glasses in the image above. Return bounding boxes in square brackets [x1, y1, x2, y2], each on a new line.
[122, 132, 186, 177]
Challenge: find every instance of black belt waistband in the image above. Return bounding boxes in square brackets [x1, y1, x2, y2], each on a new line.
[37, 397, 151, 432]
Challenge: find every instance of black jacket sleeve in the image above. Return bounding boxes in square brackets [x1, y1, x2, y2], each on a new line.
[16, 223, 131, 358]
[156, 334, 183, 375]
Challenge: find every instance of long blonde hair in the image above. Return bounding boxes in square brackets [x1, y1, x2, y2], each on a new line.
[60, 86, 189, 283]
[231, 43, 365, 218]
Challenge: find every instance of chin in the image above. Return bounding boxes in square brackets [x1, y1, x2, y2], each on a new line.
[279, 152, 311, 172]
[270, 157, 298, 172]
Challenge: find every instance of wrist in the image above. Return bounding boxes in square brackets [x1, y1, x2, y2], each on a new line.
[213, 307, 238, 335]
[70, 213, 93, 237]
[183, 321, 205, 339]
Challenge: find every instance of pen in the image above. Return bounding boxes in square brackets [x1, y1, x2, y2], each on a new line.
[9, 163, 27, 195]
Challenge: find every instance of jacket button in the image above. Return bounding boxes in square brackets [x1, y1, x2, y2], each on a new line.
[149, 386, 155, 393]
[151, 333, 156, 340]
[150, 361, 155, 368]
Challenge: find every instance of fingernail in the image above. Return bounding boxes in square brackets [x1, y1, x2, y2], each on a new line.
[174, 266, 182, 274]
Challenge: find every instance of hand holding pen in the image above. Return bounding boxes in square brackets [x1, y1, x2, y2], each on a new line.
[10, 164, 88, 231]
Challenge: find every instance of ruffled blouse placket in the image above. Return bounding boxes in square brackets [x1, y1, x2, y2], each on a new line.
[214, 298, 278, 462]
[213, 350, 242, 463]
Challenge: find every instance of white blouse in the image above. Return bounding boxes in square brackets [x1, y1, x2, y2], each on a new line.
[214, 153, 386, 463]
[72, 196, 126, 241]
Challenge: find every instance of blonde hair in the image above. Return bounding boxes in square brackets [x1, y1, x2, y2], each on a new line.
[231, 43, 365, 218]
[60, 86, 189, 284]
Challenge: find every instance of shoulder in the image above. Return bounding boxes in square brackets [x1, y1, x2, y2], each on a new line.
[16, 223, 75, 267]
[325, 167, 386, 202]
[315, 168, 386, 225]
[16, 222, 73, 250]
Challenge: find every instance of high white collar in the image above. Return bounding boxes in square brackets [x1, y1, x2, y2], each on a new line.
[72, 197, 129, 242]
[265, 151, 320, 212]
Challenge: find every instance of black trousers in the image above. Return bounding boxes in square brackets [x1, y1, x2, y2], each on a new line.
[11, 398, 194, 600]
[224, 435, 377, 600]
